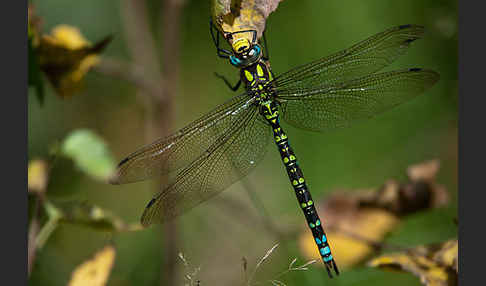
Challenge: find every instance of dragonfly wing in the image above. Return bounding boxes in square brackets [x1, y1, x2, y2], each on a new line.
[272, 25, 425, 90]
[110, 93, 257, 184]
[140, 108, 272, 226]
[278, 68, 439, 132]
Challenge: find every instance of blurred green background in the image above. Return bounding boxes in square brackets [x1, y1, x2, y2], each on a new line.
[28, 0, 457, 285]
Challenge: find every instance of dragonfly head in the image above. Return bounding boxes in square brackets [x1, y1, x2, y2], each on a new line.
[229, 43, 262, 67]
[223, 29, 262, 68]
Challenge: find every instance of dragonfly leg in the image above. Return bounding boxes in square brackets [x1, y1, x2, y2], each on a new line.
[214, 72, 241, 91]
[209, 18, 232, 59]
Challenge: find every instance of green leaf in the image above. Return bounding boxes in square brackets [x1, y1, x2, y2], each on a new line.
[61, 129, 116, 181]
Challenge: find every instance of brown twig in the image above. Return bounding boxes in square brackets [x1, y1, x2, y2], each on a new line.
[93, 57, 164, 99]
[121, 0, 163, 86]
[159, 1, 185, 285]
[121, 0, 166, 142]
[28, 197, 41, 276]
[121, 0, 185, 285]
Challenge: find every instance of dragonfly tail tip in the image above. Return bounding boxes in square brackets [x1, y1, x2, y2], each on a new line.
[324, 259, 340, 278]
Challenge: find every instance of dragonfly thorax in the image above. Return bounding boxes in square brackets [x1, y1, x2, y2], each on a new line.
[240, 60, 274, 94]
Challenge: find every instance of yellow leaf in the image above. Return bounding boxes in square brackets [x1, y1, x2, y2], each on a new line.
[68, 245, 116, 286]
[37, 25, 111, 98]
[298, 207, 398, 269]
[368, 240, 458, 286]
[432, 240, 458, 273]
[47, 25, 91, 49]
[28, 159, 48, 194]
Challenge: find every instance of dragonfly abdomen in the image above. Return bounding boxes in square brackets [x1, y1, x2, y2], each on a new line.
[261, 100, 339, 277]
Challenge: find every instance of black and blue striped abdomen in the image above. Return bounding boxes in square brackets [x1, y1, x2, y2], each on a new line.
[260, 100, 339, 277]
[274, 123, 336, 266]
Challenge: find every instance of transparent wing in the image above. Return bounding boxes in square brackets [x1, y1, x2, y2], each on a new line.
[140, 109, 272, 226]
[110, 93, 257, 184]
[278, 69, 440, 132]
[272, 25, 425, 91]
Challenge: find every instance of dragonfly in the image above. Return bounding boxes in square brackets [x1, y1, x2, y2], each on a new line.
[110, 23, 439, 278]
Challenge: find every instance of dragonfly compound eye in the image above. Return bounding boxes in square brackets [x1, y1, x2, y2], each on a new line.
[252, 45, 261, 56]
[229, 55, 242, 67]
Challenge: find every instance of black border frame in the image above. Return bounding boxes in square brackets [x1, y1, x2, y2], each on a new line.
[7, 0, 28, 285]
[17, 0, 471, 285]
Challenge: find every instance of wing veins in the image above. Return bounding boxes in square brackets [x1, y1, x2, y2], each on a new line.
[277, 69, 440, 132]
[140, 106, 264, 225]
[272, 25, 424, 88]
[111, 93, 256, 184]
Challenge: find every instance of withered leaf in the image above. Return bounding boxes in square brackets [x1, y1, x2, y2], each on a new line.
[211, 0, 282, 44]
[68, 245, 116, 286]
[37, 25, 111, 98]
[368, 239, 458, 286]
[298, 198, 399, 269]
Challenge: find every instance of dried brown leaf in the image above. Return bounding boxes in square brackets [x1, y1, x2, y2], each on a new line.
[359, 159, 448, 215]
[298, 200, 398, 269]
[407, 159, 440, 182]
[211, 0, 283, 45]
[432, 240, 458, 273]
[368, 239, 458, 286]
[38, 25, 111, 98]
